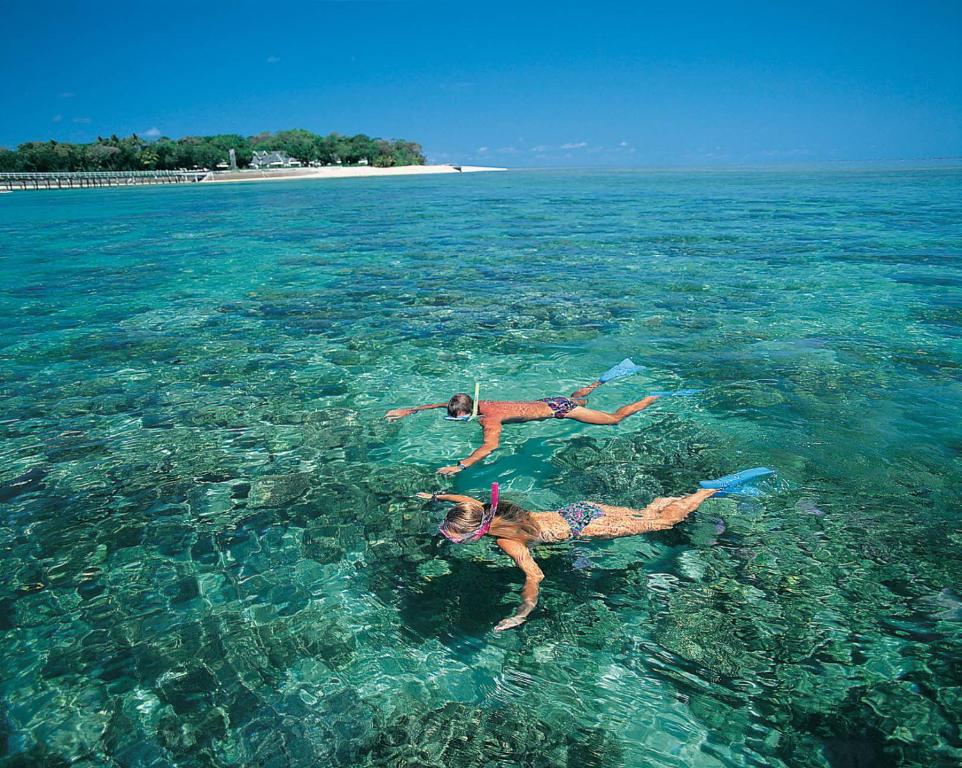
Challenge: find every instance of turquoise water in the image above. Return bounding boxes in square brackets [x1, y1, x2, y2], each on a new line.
[1, 168, 961, 767]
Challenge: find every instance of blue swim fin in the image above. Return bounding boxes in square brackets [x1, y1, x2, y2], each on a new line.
[649, 388, 702, 398]
[599, 357, 644, 383]
[700, 467, 775, 497]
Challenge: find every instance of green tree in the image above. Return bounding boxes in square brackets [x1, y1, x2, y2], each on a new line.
[204, 134, 251, 166]
[86, 143, 121, 170]
[114, 135, 144, 169]
[391, 140, 425, 166]
[1, 129, 427, 172]
[0, 148, 20, 171]
[140, 148, 159, 169]
[312, 133, 337, 165]
[150, 139, 176, 169]
[372, 140, 396, 167]
[273, 129, 317, 163]
[338, 134, 375, 165]
[17, 141, 64, 171]
[172, 138, 222, 169]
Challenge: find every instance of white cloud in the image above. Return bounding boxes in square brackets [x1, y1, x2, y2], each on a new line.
[560, 141, 587, 149]
[531, 145, 548, 153]
[72, 116, 91, 124]
[619, 141, 629, 147]
[143, 127, 162, 138]
[477, 146, 489, 153]
[266, 55, 281, 64]
[52, 114, 62, 123]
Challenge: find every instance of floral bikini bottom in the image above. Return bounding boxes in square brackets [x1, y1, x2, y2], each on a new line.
[557, 501, 605, 537]
[539, 396, 579, 418]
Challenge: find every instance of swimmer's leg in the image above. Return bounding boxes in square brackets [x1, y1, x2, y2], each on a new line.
[571, 357, 645, 401]
[564, 396, 660, 425]
[585, 489, 718, 537]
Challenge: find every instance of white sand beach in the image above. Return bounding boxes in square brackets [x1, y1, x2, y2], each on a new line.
[203, 165, 506, 184]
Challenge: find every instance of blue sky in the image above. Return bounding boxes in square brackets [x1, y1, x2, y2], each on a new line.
[1, 0, 960, 166]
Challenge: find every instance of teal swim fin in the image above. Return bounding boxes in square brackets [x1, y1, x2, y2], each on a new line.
[599, 357, 644, 383]
[700, 467, 775, 497]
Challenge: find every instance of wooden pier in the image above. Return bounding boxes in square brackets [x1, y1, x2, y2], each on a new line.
[0, 170, 210, 191]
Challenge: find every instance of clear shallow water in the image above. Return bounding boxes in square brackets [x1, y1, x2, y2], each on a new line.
[1, 167, 961, 767]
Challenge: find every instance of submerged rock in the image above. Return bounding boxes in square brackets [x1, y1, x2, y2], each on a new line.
[249, 473, 312, 508]
[549, 414, 728, 507]
[360, 701, 586, 768]
[0, 467, 47, 502]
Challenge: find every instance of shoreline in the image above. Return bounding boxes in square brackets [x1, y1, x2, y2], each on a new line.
[202, 164, 507, 184]
[0, 165, 506, 192]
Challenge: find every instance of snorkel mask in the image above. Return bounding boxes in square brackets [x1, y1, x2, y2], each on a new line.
[444, 382, 480, 421]
[439, 482, 499, 544]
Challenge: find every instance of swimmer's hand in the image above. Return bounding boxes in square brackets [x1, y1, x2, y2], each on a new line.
[436, 465, 463, 476]
[494, 615, 528, 632]
[385, 408, 414, 421]
[415, 492, 434, 500]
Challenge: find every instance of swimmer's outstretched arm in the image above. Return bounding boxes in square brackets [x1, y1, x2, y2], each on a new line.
[385, 403, 447, 421]
[493, 538, 544, 632]
[437, 420, 503, 475]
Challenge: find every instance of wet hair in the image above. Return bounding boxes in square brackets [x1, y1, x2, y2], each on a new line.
[441, 499, 540, 542]
[447, 393, 474, 418]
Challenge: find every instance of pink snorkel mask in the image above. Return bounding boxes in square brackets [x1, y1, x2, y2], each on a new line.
[440, 482, 499, 544]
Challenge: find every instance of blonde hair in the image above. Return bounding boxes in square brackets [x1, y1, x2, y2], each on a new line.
[442, 499, 540, 542]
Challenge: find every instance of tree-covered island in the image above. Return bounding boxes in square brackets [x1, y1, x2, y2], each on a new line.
[0, 130, 426, 172]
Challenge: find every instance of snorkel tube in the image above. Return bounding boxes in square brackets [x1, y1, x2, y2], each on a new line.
[439, 481, 499, 543]
[472, 481, 498, 540]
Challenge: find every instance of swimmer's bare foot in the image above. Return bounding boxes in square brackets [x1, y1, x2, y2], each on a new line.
[494, 615, 527, 631]
[570, 379, 603, 399]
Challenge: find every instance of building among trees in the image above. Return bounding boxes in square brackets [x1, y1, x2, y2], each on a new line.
[249, 150, 302, 169]
[0, 130, 426, 173]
